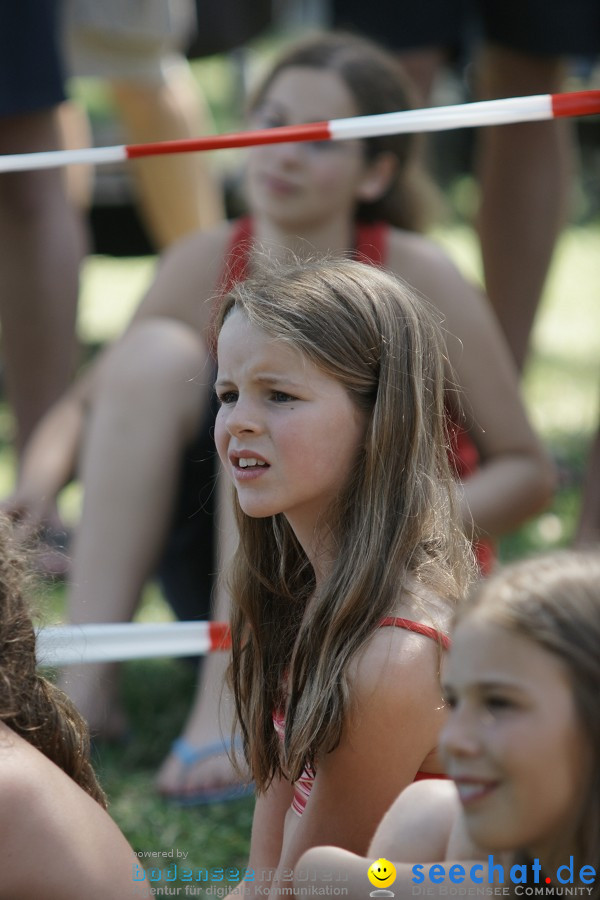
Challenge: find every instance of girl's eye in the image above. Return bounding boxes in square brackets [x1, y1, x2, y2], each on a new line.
[253, 112, 286, 129]
[217, 390, 238, 405]
[442, 692, 457, 710]
[272, 391, 296, 403]
[307, 140, 338, 153]
[483, 695, 513, 712]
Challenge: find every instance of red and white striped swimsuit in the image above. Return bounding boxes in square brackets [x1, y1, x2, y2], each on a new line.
[273, 616, 450, 817]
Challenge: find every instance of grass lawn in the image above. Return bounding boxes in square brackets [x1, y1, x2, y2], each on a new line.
[4, 220, 598, 891]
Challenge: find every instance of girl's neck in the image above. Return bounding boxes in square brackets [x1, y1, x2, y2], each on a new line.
[252, 214, 356, 264]
[286, 515, 337, 591]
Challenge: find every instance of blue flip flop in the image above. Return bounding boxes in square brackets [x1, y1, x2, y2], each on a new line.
[163, 736, 254, 806]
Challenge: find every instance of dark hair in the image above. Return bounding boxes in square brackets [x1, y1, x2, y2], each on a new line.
[0, 517, 106, 807]
[249, 31, 438, 232]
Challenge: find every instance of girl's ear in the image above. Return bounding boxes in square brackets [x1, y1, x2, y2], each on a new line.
[356, 152, 398, 203]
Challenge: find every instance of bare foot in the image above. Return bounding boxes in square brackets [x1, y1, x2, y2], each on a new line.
[155, 731, 251, 802]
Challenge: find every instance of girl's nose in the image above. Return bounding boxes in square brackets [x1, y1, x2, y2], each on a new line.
[439, 703, 482, 761]
[272, 139, 306, 165]
[226, 398, 263, 436]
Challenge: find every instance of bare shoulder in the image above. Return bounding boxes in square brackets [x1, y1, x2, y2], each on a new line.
[0, 724, 50, 817]
[386, 230, 466, 294]
[370, 780, 460, 861]
[133, 220, 235, 330]
[350, 625, 438, 698]
[0, 724, 150, 899]
[349, 626, 443, 749]
[349, 584, 451, 701]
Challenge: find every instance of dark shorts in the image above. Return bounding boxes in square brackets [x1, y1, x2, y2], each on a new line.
[0, 0, 66, 117]
[155, 391, 219, 622]
[332, 0, 600, 58]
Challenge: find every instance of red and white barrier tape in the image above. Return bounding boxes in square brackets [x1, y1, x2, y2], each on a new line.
[1, 91, 598, 174]
[36, 621, 231, 667]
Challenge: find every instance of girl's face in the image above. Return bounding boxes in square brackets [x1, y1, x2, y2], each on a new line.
[215, 310, 367, 548]
[246, 67, 382, 232]
[440, 617, 590, 864]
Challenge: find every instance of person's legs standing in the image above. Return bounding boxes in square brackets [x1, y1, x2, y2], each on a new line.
[0, 0, 84, 459]
[475, 45, 570, 372]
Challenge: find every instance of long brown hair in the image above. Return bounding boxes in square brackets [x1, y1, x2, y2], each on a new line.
[217, 258, 472, 791]
[0, 517, 106, 807]
[248, 31, 438, 232]
[456, 551, 600, 895]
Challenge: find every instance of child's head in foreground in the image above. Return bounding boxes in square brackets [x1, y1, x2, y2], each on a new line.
[441, 551, 600, 882]
[0, 515, 105, 806]
[215, 257, 471, 788]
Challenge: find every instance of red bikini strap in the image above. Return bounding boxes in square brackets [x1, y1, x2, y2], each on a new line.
[379, 616, 450, 649]
[219, 217, 253, 295]
[354, 221, 388, 266]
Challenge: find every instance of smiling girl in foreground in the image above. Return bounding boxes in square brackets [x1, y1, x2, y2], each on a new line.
[299, 549, 600, 898]
[213, 257, 472, 881]
[441, 550, 600, 891]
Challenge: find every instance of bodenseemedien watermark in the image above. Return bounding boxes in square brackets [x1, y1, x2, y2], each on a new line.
[132, 864, 349, 896]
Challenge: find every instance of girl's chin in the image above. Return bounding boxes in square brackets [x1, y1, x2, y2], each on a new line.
[237, 501, 280, 519]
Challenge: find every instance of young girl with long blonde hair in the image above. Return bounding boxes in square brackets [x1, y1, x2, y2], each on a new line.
[213, 257, 472, 880]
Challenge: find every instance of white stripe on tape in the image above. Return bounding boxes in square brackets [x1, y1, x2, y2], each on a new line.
[36, 621, 223, 666]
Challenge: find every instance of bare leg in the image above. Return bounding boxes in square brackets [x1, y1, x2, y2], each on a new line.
[110, 59, 225, 248]
[56, 100, 95, 210]
[59, 318, 211, 735]
[155, 467, 248, 796]
[475, 46, 571, 372]
[0, 108, 84, 458]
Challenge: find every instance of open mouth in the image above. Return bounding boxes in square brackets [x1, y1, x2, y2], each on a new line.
[236, 458, 269, 469]
[454, 780, 499, 805]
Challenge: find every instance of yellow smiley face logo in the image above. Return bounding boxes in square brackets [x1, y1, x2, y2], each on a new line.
[368, 859, 397, 888]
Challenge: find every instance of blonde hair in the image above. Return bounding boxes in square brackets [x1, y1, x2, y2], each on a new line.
[217, 258, 472, 790]
[457, 551, 600, 893]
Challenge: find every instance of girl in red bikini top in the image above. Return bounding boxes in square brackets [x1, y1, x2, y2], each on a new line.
[215, 257, 473, 877]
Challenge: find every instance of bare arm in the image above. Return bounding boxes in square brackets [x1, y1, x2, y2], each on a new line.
[296, 781, 487, 900]
[225, 777, 296, 900]
[388, 233, 556, 540]
[5, 362, 100, 528]
[277, 628, 447, 877]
